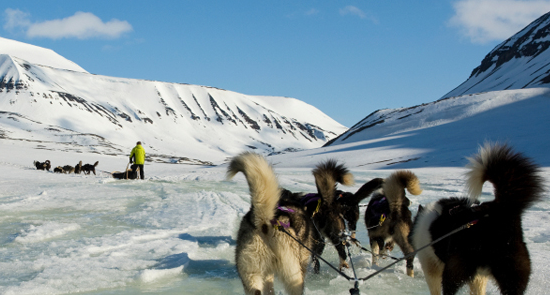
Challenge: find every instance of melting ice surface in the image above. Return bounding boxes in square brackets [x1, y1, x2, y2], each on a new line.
[1, 158, 549, 295]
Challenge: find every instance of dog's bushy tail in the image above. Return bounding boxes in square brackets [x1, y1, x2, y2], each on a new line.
[466, 143, 543, 213]
[384, 170, 422, 208]
[227, 152, 281, 230]
[312, 159, 354, 205]
[93, 161, 99, 167]
[352, 178, 385, 204]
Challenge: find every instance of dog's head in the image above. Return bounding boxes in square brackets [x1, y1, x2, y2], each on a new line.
[335, 190, 362, 231]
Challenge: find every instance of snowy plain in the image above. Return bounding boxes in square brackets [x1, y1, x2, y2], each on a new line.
[0, 139, 549, 295]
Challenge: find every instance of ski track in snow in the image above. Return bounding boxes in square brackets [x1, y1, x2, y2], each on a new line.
[0, 158, 549, 295]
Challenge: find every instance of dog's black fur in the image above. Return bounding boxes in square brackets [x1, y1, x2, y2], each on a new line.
[112, 164, 139, 179]
[410, 144, 544, 295]
[82, 161, 99, 175]
[309, 160, 384, 272]
[53, 166, 63, 173]
[34, 160, 51, 171]
[365, 170, 421, 277]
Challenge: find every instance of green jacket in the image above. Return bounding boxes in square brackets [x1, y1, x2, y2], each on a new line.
[130, 145, 146, 164]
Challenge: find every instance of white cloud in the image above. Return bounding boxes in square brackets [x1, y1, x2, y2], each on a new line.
[449, 0, 550, 44]
[339, 5, 378, 24]
[3, 8, 31, 32]
[3, 9, 133, 40]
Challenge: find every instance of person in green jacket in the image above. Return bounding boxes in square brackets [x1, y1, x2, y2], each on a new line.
[129, 141, 146, 179]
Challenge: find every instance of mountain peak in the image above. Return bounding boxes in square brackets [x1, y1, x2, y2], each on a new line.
[0, 37, 87, 73]
[443, 11, 550, 98]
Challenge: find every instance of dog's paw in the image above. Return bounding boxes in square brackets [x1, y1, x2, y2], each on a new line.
[339, 261, 350, 270]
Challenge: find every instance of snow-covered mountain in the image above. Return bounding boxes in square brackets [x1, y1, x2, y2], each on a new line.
[444, 11, 550, 98]
[320, 13, 550, 168]
[274, 88, 550, 169]
[0, 38, 346, 165]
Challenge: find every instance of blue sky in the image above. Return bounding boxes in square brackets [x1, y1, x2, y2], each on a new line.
[3, 0, 550, 127]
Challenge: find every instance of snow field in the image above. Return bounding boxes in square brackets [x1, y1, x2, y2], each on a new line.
[0, 153, 549, 294]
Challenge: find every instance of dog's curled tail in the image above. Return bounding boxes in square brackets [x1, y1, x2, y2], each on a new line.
[466, 143, 544, 212]
[227, 152, 281, 229]
[352, 178, 385, 204]
[312, 159, 354, 205]
[383, 170, 422, 207]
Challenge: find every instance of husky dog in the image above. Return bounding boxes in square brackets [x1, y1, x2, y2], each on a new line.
[74, 161, 83, 174]
[365, 170, 422, 277]
[228, 152, 314, 295]
[410, 143, 544, 295]
[310, 160, 384, 272]
[82, 161, 99, 175]
[62, 165, 75, 174]
[34, 160, 51, 171]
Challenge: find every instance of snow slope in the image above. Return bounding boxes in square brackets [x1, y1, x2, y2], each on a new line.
[0, 36, 87, 73]
[314, 88, 550, 169]
[0, 38, 346, 165]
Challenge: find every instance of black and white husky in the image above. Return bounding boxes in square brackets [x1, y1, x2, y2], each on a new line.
[410, 143, 544, 295]
[228, 152, 314, 295]
[365, 170, 422, 277]
[309, 160, 384, 272]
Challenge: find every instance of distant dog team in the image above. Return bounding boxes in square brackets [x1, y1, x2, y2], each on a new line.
[34, 159, 99, 175]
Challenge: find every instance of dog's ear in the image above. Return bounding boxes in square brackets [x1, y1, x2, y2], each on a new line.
[417, 204, 424, 212]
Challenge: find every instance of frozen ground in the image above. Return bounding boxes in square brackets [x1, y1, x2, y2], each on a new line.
[0, 144, 549, 295]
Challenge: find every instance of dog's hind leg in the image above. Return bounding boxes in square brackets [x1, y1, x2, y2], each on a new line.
[239, 271, 269, 295]
[370, 236, 384, 266]
[420, 259, 443, 295]
[279, 255, 306, 295]
[491, 253, 531, 295]
[468, 273, 488, 295]
[392, 224, 415, 277]
[312, 239, 325, 274]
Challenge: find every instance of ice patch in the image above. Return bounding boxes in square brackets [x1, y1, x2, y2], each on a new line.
[140, 266, 184, 283]
[15, 222, 81, 243]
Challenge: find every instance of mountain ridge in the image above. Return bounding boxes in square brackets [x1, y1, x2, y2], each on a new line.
[0, 41, 346, 165]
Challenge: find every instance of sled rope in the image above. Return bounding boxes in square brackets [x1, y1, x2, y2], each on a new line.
[278, 226, 354, 281]
[358, 219, 479, 282]
[278, 218, 479, 294]
[350, 237, 400, 261]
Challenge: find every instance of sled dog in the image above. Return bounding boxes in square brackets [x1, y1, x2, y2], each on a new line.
[228, 152, 314, 295]
[365, 170, 422, 277]
[410, 143, 544, 295]
[310, 160, 383, 272]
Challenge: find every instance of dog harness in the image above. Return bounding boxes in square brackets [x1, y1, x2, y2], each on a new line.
[271, 205, 295, 229]
[366, 196, 389, 227]
[300, 193, 322, 216]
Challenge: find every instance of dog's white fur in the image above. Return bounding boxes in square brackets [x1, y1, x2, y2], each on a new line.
[228, 152, 312, 295]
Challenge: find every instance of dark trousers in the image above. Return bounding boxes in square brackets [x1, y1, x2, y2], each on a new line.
[132, 164, 144, 179]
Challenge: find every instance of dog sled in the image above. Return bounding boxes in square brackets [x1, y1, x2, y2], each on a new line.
[112, 163, 141, 179]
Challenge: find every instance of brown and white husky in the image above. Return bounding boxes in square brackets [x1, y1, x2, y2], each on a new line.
[228, 152, 315, 295]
